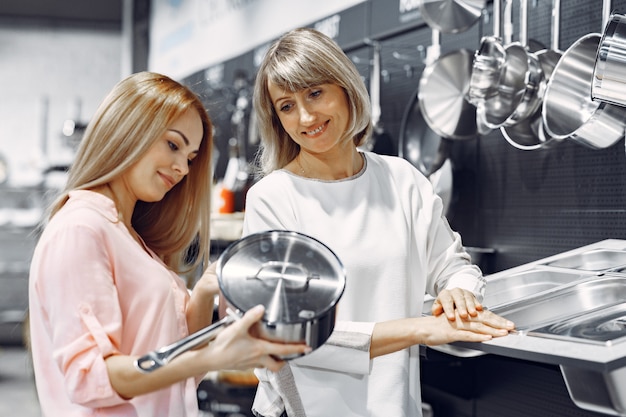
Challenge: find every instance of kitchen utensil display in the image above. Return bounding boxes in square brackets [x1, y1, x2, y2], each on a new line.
[418, 0, 486, 34]
[592, 13, 626, 107]
[135, 230, 346, 373]
[542, 0, 625, 149]
[418, 29, 477, 140]
[479, 0, 545, 130]
[501, 0, 562, 150]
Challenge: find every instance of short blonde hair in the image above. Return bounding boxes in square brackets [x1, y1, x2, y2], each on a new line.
[47, 71, 213, 274]
[253, 27, 372, 176]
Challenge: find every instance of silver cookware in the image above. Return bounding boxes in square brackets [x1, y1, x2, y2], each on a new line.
[501, 0, 563, 150]
[479, 0, 544, 130]
[542, 0, 625, 149]
[135, 230, 346, 372]
[418, 0, 486, 34]
[592, 13, 626, 107]
[418, 28, 477, 140]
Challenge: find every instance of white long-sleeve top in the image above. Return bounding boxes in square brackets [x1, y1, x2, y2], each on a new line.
[243, 152, 485, 417]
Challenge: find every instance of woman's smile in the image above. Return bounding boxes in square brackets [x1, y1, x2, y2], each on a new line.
[304, 121, 328, 137]
[158, 171, 176, 189]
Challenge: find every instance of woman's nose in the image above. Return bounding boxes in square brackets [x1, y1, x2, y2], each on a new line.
[173, 156, 189, 176]
[298, 104, 315, 123]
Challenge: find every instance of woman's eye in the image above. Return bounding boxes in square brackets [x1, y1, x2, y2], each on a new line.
[310, 89, 322, 99]
[187, 159, 194, 167]
[279, 103, 292, 112]
[168, 141, 179, 151]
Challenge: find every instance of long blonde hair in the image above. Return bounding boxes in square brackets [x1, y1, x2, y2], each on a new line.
[46, 71, 213, 274]
[252, 27, 372, 176]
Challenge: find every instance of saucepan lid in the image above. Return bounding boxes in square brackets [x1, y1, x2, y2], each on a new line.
[216, 230, 346, 324]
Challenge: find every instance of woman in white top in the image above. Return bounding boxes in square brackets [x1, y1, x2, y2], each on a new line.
[243, 28, 515, 417]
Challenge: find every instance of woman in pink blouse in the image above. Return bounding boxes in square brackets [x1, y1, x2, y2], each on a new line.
[28, 71, 309, 417]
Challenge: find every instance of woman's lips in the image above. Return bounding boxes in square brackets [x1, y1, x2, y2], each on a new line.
[159, 172, 175, 189]
[304, 121, 328, 136]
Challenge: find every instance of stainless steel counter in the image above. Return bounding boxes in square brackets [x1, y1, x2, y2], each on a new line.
[427, 239, 626, 416]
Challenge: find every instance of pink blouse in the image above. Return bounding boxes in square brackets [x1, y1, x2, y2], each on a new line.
[29, 190, 200, 417]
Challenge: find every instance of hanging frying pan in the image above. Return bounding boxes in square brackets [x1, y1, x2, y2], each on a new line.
[418, 28, 478, 140]
[418, 0, 486, 34]
[399, 78, 453, 215]
[134, 230, 346, 372]
[399, 83, 451, 177]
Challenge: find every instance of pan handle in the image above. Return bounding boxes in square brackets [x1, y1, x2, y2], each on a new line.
[134, 312, 238, 373]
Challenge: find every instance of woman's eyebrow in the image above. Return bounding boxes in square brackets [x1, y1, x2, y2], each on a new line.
[169, 129, 189, 146]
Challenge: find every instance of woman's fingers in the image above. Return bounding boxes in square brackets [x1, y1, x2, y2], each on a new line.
[221, 304, 312, 370]
[451, 310, 514, 335]
[432, 288, 484, 319]
[238, 304, 266, 329]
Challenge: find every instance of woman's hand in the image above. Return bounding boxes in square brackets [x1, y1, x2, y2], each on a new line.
[107, 305, 310, 399]
[420, 309, 514, 346]
[186, 261, 220, 334]
[194, 261, 220, 298]
[201, 305, 312, 372]
[431, 287, 484, 320]
[370, 309, 514, 358]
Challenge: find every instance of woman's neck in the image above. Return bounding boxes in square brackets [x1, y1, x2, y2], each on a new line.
[296, 147, 364, 180]
[93, 182, 136, 230]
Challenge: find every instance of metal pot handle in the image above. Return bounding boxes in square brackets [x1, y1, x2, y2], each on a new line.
[248, 261, 320, 290]
[134, 311, 239, 373]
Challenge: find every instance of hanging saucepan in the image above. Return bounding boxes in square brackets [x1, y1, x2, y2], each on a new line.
[592, 13, 626, 107]
[468, 0, 504, 108]
[468, 1, 504, 135]
[478, 0, 544, 131]
[468, 36, 506, 106]
[135, 230, 346, 372]
[542, 0, 625, 149]
[501, 0, 562, 150]
[418, 28, 477, 140]
[418, 0, 486, 34]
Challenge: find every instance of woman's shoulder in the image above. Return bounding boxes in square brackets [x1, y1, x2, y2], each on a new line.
[247, 170, 293, 196]
[364, 152, 424, 177]
[46, 190, 118, 231]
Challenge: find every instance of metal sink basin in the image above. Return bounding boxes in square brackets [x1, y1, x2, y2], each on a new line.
[482, 268, 591, 308]
[422, 268, 590, 314]
[491, 276, 626, 342]
[531, 303, 626, 346]
[543, 248, 626, 271]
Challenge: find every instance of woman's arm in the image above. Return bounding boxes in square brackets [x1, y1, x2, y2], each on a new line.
[370, 309, 514, 359]
[186, 261, 219, 334]
[106, 305, 311, 399]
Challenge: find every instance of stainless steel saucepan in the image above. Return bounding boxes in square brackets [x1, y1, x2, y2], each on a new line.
[501, 0, 563, 150]
[135, 230, 346, 373]
[479, 0, 544, 131]
[593, 13, 626, 107]
[542, 0, 625, 149]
